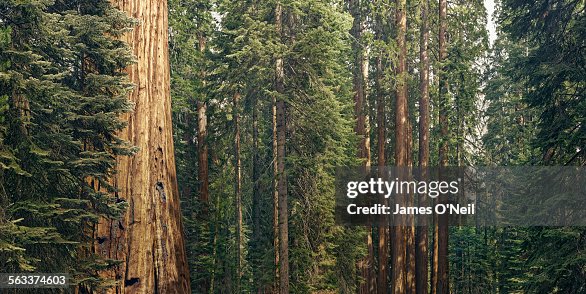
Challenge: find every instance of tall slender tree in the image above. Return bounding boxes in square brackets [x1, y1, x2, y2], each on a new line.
[435, 0, 450, 293]
[374, 2, 389, 292]
[274, 3, 289, 293]
[416, 0, 430, 293]
[233, 92, 243, 293]
[349, 0, 375, 292]
[393, 0, 408, 293]
[273, 91, 280, 292]
[197, 33, 209, 207]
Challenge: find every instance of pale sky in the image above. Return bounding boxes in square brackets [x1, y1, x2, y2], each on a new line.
[484, 0, 497, 46]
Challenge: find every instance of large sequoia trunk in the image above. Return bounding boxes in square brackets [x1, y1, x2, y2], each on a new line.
[95, 0, 191, 293]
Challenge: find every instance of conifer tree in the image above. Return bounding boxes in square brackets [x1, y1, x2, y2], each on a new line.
[168, 0, 214, 291]
[0, 0, 134, 288]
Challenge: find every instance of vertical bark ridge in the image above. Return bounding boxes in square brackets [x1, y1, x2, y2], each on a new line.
[416, 0, 430, 293]
[436, 0, 450, 292]
[393, 0, 408, 293]
[96, 0, 191, 292]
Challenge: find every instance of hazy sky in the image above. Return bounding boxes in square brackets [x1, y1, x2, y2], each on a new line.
[484, 0, 497, 45]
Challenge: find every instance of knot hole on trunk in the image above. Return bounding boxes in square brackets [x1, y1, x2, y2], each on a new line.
[156, 182, 166, 203]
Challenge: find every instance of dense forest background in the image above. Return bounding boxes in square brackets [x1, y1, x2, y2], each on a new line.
[0, 0, 584, 293]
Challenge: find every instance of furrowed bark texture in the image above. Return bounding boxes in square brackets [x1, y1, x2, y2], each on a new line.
[416, 0, 430, 293]
[375, 12, 388, 294]
[393, 0, 408, 293]
[435, 0, 449, 292]
[96, 0, 191, 293]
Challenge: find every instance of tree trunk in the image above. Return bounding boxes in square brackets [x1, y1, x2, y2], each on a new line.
[272, 94, 280, 293]
[196, 30, 211, 294]
[406, 119, 416, 294]
[97, 0, 191, 292]
[233, 92, 243, 293]
[275, 3, 289, 293]
[406, 70, 415, 294]
[435, 0, 449, 292]
[350, 0, 375, 292]
[252, 92, 263, 294]
[393, 0, 408, 293]
[416, 0, 430, 293]
[350, 0, 371, 166]
[197, 34, 209, 208]
[375, 11, 389, 294]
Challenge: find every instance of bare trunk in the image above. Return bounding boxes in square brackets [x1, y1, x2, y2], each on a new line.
[252, 92, 263, 293]
[416, 0, 430, 293]
[272, 95, 280, 292]
[431, 216, 438, 294]
[276, 77, 288, 294]
[392, 1, 408, 293]
[375, 13, 389, 294]
[406, 117, 416, 294]
[197, 34, 209, 207]
[275, 4, 289, 293]
[350, 1, 371, 166]
[436, 0, 449, 293]
[406, 79, 415, 294]
[210, 183, 221, 294]
[97, 0, 191, 292]
[350, 1, 374, 292]
[233, 93, 243, 293]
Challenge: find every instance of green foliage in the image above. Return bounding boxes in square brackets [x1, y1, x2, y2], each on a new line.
[500, 0, 585, 165]
[475, 2, 586, 293]
[0, 0, 133, 288]
[169, 0, 359, 292]
[483, 33, 539, 165]
[1, 0, 581, 292]
[168, 0, 216, 290]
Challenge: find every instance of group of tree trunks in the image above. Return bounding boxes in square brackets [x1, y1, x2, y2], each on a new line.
[95, 0, 451, 293]
[351, 0, 450, 293]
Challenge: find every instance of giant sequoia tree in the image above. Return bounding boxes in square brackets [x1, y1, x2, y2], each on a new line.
[95, 0, 191, 292]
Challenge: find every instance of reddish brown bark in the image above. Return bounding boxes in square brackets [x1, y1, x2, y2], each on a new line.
[393, 0, 408, 293]
[96, 0, 191, 293]
[416, 0, 430, 293]
[375, 11, 389, 294]
[435, 0, 450, 292]
[350, 0, 375, 292]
